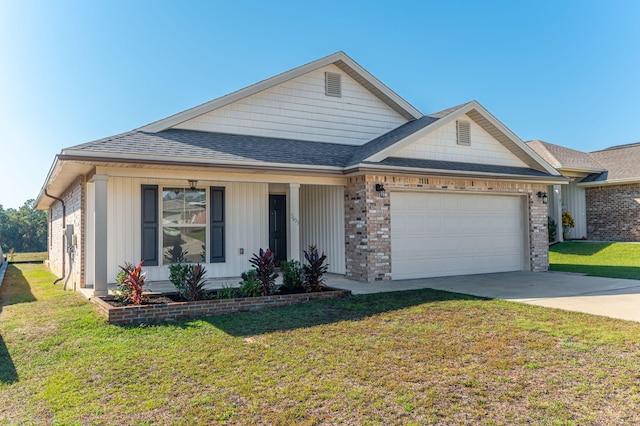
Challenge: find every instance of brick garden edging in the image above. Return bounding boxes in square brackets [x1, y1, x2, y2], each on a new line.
[91, 288, 351, 325]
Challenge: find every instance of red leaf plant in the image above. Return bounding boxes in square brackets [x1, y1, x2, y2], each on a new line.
[118, 260, 147, 305]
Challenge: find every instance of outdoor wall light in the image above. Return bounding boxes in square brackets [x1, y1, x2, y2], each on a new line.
[375, 183, 386, 198]
[537, 191, 548, 204]
[188, 180, 198, 190]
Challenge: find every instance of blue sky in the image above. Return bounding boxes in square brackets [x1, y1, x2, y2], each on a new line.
[1, 0, 639, 209]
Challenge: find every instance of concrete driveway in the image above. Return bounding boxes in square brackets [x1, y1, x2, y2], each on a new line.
[333, 272, 640, 323]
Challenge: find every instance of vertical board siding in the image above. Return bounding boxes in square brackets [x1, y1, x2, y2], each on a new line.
[395, 117, 528, 168]
[106, 177, 268, 283]
[300, 185, 345, 274]
[562, 181, 587, 239]
[173, 64, 408, 145]
[85, 182, 95, 286]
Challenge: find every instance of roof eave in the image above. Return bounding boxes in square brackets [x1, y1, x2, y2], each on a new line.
[365, 100, 561, 176]
[344, 163, 568, 184]
[578, 177, 640, 187]
[57, 151, 347, 174]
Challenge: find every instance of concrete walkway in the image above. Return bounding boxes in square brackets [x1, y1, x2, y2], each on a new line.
[86, 270, 640, 323]
[339, 271, 640, 323]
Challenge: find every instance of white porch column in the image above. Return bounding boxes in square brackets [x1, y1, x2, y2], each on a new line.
[553, 184, 563, 242]
[287, 183, 301, 261]
[93, 174, 109, 296]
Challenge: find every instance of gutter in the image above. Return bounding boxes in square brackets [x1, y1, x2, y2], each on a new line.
[578, 178, 640, 188]
[44, 190, 65, 285]
[344, 165, 569, 184]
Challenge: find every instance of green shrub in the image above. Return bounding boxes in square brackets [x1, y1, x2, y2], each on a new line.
[239, 270, 261, 297]
[216, 283, 237, 299]
[280, 260, 304, 291]
[169, 263, 208, 301]
[114, 262, 135, 303]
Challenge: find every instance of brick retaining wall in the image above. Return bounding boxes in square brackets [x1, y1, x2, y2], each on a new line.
[91, 288, 351, 324]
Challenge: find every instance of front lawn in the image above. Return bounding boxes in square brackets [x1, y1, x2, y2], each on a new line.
[550, 242, 640, 280]
[3, 251, 47, 263]
[2, 264, 640, 424]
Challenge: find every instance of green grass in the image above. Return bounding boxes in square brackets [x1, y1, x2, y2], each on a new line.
[4, 251, 47, 263]
[3, 264, 640, 424]
[550, 242, 640, 279]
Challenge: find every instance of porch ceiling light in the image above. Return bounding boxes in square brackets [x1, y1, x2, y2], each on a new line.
[375, 183, 386, 198]
[188, 180, 198, 190]
[537, 191, 548, 204]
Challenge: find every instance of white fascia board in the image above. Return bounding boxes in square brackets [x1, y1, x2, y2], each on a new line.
[366, 100, 561, 177]
[60, 149, 345, 173]
[365, 102, 475, 162]
[346, 162, 568, 184]
[34, 156, 63, 210]
[558, 166, 606, 175]
[577, 177, 640, 187]
[467, 101, 561, 176]
[139, 52, 421, 133]
[335, 55, 422, 119]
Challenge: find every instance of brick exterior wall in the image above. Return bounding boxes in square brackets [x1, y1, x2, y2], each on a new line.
[91, 288, 351, 325]
[586, 183, 640, 242]
[46, 176, 86, 289]
[344, 174, 549, 282]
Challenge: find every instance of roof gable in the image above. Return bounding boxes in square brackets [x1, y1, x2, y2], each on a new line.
[363, 101, 560, 175]
[139, 52, 422, 135]
[170, 63, 409, 145]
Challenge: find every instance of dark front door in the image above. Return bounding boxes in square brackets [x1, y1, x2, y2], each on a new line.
[269, 195, 287, 262]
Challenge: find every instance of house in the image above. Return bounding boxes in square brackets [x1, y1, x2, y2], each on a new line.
[527, 140, 640, 242]
[35, 52, 565, 296]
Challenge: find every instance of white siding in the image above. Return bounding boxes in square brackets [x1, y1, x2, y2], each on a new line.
[394, 116, 529, 167]
[300, 185, 345, 274]
[562, 181, 587, 239]
[104, 177, 268, 284]
[173, 64, 408, 145]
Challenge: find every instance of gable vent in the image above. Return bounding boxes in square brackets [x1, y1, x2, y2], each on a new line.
[456, 120, 471, 146]
[325, 72, 342, 97]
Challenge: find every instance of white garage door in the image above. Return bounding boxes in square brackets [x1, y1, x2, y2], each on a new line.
[391, 192, 525, 280]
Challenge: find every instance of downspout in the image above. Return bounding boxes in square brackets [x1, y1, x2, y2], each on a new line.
[44, 189, 66, 285]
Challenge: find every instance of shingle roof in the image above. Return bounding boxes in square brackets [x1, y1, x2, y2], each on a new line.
[365, 157, 554, 178]
[526, 140, 604, 171]
[64, 99, 562, 181]
[582, 142, 640, 182]
[347, 115, 440, 165]
[68, 129, 359, 168]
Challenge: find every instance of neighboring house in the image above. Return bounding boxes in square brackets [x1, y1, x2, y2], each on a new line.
[35, 52, 565, 296]
[527, 140, 640, 242]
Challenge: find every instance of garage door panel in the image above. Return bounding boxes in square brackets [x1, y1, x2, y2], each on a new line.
[391, 192, 525, 280]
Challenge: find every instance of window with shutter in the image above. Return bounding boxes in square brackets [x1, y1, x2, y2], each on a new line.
[141, 185, 159, 266]
[210, 187, 225, 263]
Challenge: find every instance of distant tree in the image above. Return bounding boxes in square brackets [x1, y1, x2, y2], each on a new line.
[0, 199, 47, 252]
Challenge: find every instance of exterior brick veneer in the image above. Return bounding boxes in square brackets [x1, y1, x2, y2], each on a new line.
[344, 174, 549, 282]
[91, 288, 351, 325]
[47, 176, 86, 288]
[586, 184, 640, 242]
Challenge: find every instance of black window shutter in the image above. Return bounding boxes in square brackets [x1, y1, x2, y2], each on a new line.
[141, 185, 159, 266]
[210, 187, 225, 263]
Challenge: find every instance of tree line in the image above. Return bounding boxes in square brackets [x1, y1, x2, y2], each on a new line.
[0, 199, 48, 253]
